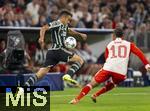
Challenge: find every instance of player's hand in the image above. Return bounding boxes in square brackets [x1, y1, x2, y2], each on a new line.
[145, 64, 150, 72]
[81, 33, 87, 41]
[38, 37, 45, 49]
[38, 37, 44, 44]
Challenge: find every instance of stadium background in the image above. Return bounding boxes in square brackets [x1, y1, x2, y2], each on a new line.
[0, 0, 150, 111]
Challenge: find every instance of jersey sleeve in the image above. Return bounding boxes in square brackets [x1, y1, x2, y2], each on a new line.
[105, 47, 109, 60]
[131, 43, 149, 65]
[48, 21, 61, 29]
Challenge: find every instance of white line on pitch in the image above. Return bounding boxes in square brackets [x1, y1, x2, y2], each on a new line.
[50, 92, 150, 98]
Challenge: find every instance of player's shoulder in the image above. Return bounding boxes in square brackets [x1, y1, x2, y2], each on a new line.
[48, 20, 62, 28]
[107, 39, 131, 48]
[107, 41, 114, 46]
[122, 39, 131, 45]
[106, 41, 114, 48]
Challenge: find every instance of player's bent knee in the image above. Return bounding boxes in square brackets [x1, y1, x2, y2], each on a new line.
[71, 54, 84, 65]
[90, 78, 99, 87]
[76, 56, 84, 65]
[79, 57, 84, 65]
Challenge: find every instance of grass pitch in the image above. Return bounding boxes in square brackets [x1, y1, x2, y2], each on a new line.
[51, 87, 150, 111]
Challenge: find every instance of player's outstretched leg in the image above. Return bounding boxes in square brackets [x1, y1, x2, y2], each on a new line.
[16, 67, 50, 96]
[70, 84, 92, 104]
[70, 78, 98, 104]
[91, 82, 115, 103]
[91, 71, 126, 103]
[63, 54, 84, 86]
[25, 67, 50, 86]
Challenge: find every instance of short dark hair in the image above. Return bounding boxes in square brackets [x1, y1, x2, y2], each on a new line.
[114, 27, 124, 38]
[59, 9, 72, 18]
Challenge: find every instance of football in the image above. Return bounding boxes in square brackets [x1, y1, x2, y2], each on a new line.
[64, 36, 77, 49]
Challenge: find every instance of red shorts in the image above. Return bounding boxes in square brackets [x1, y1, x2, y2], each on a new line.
[94, 69, 126, 84]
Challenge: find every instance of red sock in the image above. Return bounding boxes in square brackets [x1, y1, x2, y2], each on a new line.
[94, 82, 115, 97]
[76, 84, 92, 100]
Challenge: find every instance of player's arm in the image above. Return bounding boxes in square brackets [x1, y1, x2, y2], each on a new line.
[131, 43, 150, 71]
[39, 24, 49, 46]
[105, 47, 109, 60]
[68, 28, 87, 41]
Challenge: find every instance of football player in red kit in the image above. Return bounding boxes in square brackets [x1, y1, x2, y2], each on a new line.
[70, 27, 150, 104]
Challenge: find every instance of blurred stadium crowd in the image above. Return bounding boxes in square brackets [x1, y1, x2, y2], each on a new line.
[0, 0, 150, 46]
[0, 0, 149, 28]
[0, 0, 150, 85]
